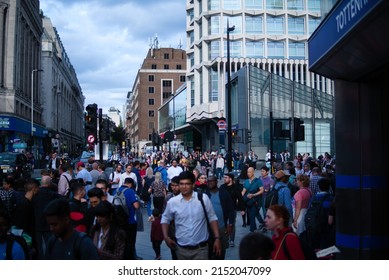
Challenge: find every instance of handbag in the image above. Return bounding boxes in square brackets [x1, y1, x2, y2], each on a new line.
[197, 191, 215, 259]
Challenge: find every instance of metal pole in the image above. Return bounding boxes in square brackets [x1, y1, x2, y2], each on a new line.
[227, 20, 235, 172]
[31, 69, 43, 155]
[99, 108, 103, 161]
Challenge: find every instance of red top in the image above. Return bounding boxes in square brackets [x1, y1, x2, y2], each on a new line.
[150, 217, 164, 242]
[271, 227, 305, 260]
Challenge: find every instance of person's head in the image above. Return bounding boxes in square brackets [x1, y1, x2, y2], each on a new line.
[318, 177, 331, 192]
[303, 163, 311, 171]
[260, 165, 270, 177]
[223, 173, 234, 185]
[145, 166, 154, 178]
[198, 174, 207, 184]
[265, 204, 290, 231]
[285, 161, 294, 171]
[296, 174, 310, 188]
[123, 177, 135, 188]
[171, 160, 178, 167]
[3, 176, 15, 190]
[76, 162, 85, 172]
[125, 163, 132, 173]
[40, 175, 52, 188]
[59, 165, 68, 174]
[98, 162, 106, 172]
[94, 200, 114, 228]
[24, 178, 40, 196]
[170, 176, 180, 195]
[207, 176, 218, 190]
[192, 168, 200, 179]
[43, 198, 72, 238]
[92, 162, 99, 170]
[155, 171, 162, 182]
[239, 232, 275, 260]
[115, 164, 122, 173]
[311, 166, 321, 176]
[95, 179, 109, 195]
[274, 170, 289, 182]
[247, 167, 255, 179]
[87, 187, 105, 208]
[178, 171, 195, 197]
[69, 181, 86, 199]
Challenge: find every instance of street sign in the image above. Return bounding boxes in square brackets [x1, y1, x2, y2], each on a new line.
[87, 134, 95, 144]
[217, 120, 227, 130]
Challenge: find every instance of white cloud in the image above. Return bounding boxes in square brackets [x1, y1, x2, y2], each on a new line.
[40, 0, 186, 114]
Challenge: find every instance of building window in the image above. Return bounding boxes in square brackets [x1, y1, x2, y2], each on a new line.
[151, 64, 157, 69]
[148, 110, 155, 117]
[267, 16, 284, 35]
[246, 41, 264, 58]
[180, 75, 186, 82]
[309, 17, 321, 35]
[148, 75, 154, 82]
[224, 16, 242, 34]
[266, 0, 284, 10]
[162, 80, 172, 87]
[163, 92, 171, 99]
[268, 41, 285, 57]
[224, 0, 241, 9]
[164, 53, 169, 59]
[209, 40, 220, 60]
[245, 15, 263, 34]
[148, 99, 155, 105]
[149, 122, 154, 130]
[208, 69, 219, 102]
[148, 87, 155, 94]
[224, 40, 242, 58]
[288, 16, 305, 35]
[208, 0, 220, 10]
[209, 15, 220, 35]
[287, 0, 304, 10]
[245, 0, 262, 9]
[289, 42, 306, 59]
[176, 64, 182, 70]
[308, 0, 321, 12]
[164, 64, 169, 69]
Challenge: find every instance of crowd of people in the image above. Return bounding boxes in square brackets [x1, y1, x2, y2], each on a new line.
[0, 148, 336, 260]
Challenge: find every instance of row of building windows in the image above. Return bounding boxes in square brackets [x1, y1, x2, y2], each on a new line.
[148, 75, 186, 83]
[205, 0, 320, 12]
[207, 40, 306, 59]
[151, 64, 183, 70]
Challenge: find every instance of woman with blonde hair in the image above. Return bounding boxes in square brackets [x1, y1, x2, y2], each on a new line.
[148, 171, 167, 214]
[292, 174, 312, 235]
[142, 167, 155, 218]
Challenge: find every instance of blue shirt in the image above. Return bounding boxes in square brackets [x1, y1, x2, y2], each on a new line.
[0, 239, 25, 260]
[118, 186, 138, 224]
[161, 191, 217, 246]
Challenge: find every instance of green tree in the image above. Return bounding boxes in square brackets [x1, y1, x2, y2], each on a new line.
[111, 125, 126, 146]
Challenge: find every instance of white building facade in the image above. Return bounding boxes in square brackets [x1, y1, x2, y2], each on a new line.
[185, 0, 333, 151]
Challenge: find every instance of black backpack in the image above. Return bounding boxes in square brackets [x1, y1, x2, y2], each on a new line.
[5, 233, 31, 260]
[305, 194, 332, 233]
[264, 185, 287, 209]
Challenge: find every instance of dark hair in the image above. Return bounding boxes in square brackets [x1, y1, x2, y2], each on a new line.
[24, 178, 40, 192]
[318, 177, 331, 192]
[171, 176, 180, 185]
[260, 165, 269, 172]
[152, 208, 160, 217]
[43, 198, 70, 218]
[224, 172, 234, 180]
[178, 171, 195, 183]
[239, 232, 275, 260]
[96, 179, 108, 188]
[87, 187, 104, 199]
[124, 177, 135, 186]
[94, 200, 114, 218]
[268, 204, 290, 227]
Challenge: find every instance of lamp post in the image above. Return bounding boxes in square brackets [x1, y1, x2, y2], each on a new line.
[226, 21, 235, 172]
[31, 69, 43, 154]
[56, 89, 62, 153]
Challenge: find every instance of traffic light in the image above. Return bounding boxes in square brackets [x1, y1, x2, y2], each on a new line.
[245, 129, 252, 143]
[101, 118, 110, 141]
[85, 103, 98, 144]
[274, 121, 282, 138]
[293, 117, 305, 141]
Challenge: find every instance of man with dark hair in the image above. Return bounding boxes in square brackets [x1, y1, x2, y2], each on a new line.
[95, 179, 113, 203]
[58, 165, 72, 196]
[220, 172, 246, 247]
[161, 171, 221, 260]
[44, 198, 99, 259]
[239, 232, 274, 260]
[85, 187, 105, 234]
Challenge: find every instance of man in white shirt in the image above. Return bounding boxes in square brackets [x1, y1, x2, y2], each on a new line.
[119, 163, 137, 188]
[167, 160, 183, 185]
[57, 165, 72, 196]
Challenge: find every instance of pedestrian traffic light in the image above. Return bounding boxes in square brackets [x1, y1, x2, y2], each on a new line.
[85, 103, 98, 143]
[293, 117, 305, 141]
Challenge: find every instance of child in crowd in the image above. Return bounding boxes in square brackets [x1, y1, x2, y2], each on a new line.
[150, 208, 163, 260]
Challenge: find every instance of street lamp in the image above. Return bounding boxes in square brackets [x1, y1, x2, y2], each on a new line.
[31, 69, 43, 153]
[226, 20, 235, 172]
[56, 89, 62, 153]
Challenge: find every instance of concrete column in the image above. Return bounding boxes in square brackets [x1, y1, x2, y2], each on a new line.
[0, 3, 7, 87]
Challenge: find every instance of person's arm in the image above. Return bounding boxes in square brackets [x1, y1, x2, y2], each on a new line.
[293, 199, 302, 229]
[161, 223, 176, 249]
[209, 220, 222, 256]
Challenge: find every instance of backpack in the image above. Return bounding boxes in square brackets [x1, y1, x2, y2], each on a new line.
[46, 231, 89, 259]
[264, 185, 287, 209]
[282, 230, 318, 260]
[304, 194, 331, 233]
[113, 188, 129, 216]
[5, 233, 31, 260]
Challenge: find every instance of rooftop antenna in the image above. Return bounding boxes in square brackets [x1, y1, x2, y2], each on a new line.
[177, 38, 183, 49]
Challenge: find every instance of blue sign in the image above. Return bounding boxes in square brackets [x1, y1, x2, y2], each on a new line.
[0, 115, 46, 137]
[309, 0, 382, 69]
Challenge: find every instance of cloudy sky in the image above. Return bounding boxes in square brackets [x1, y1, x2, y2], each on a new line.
[40, 0, 186, 114]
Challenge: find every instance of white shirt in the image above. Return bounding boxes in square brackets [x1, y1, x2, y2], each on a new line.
[119, 172, 137, 187]
[167, 165, 183, 180]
